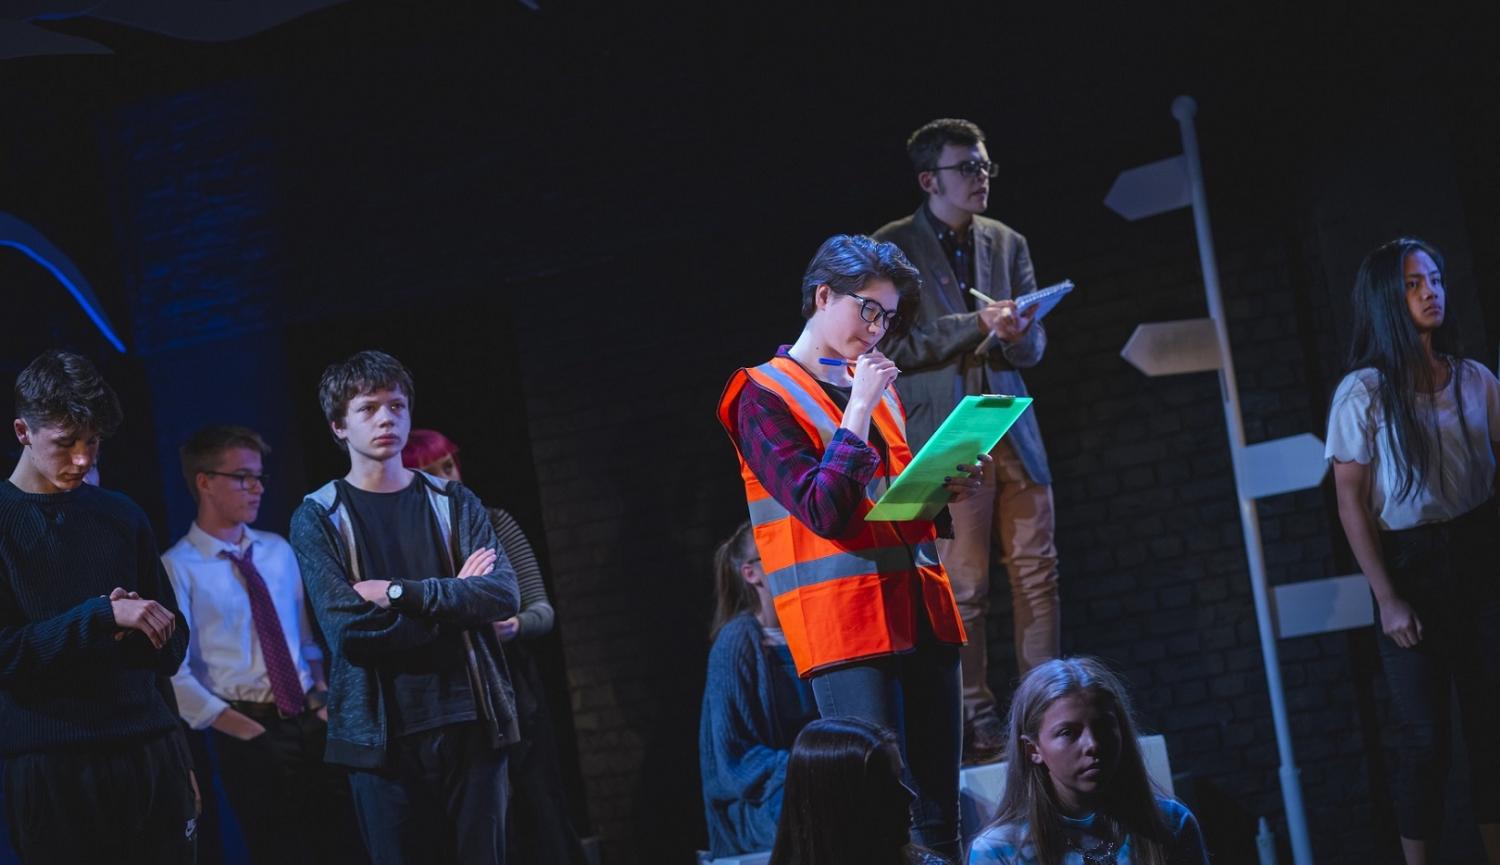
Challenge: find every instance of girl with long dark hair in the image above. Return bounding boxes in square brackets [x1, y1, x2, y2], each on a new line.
[967, 657, 1207, 865]
[1326, 237, 1500, 865]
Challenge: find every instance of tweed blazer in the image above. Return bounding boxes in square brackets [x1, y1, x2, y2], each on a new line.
[873, 205, 1051, 485]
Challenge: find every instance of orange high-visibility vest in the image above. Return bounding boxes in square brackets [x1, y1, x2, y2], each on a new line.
[717, 355, 965, 676]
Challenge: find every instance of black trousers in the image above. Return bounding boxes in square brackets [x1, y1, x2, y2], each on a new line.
[1377, 500, 1500, 840]
[2, 728, 197, 865]
[212, 708, 366, 865]
[348, 722, 509, 865]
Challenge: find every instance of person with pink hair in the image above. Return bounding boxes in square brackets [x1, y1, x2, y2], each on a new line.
[403, 429, 585, 865]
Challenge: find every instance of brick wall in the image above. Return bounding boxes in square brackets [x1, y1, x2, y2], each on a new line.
[6, 4, 1496, 864]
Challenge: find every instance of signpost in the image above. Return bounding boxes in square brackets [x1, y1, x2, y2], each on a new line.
[1107, 96, 1317, 865]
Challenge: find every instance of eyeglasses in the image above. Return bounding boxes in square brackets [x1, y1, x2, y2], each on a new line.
[931, 159, 999, 179]
[203, 471, 269, 491]
[848, 293, 902, 329]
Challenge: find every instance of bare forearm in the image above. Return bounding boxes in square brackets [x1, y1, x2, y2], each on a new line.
[839, 398, 875, 443]
[1337, 500, 1397, 602]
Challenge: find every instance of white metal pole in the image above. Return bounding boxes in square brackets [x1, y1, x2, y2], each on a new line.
[1171, 95, 1315, 865]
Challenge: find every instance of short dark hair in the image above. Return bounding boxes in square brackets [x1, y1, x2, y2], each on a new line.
[180, 425, 270, 501]
[13, 350, 123, 436]
[799, 234, 922, 339]
[317, 350, 415, 450]
[906, 117, 986, 173]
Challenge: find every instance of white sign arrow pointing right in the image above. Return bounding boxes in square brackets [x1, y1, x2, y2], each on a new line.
[1237, 433, 1329, 499]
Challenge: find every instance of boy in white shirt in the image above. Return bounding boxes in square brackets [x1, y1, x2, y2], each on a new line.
[163, 424, 364, 865]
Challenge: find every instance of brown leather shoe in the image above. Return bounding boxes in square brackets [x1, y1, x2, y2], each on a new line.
[962, 716, 1007, 766]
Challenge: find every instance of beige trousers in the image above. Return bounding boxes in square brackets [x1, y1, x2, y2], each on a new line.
[935, 438, 1060, 725]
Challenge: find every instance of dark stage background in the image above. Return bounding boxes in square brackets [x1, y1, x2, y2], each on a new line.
[3, 2, 1499, 863]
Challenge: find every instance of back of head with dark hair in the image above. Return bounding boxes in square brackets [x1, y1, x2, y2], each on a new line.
[13, 350, 123, 436]
[905, 118, 985, 174]
[768, 717, 911, 865]
[317, 350, 415, 450]
[799, 234, 923, 340]
[179, 425, 271, 500]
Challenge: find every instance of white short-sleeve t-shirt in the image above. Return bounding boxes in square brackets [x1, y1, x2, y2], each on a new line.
[1324, 359, 1500, 530]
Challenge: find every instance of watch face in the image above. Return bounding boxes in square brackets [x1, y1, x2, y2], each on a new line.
[388, 583, 403, 599]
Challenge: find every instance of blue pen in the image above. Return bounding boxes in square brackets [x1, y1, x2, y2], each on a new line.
[818, 357, 847, 366]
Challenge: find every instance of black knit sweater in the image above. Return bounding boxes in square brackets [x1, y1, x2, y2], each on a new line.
[0, 480, 187, 755]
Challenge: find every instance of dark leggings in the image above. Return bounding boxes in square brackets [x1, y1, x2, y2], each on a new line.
[1376, 500, 1500, 840]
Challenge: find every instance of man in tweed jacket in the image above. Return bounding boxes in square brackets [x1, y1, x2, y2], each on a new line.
[874, 118, 1059, 764]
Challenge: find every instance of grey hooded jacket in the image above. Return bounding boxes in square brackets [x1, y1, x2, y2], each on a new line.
[290, 472, 521, 768]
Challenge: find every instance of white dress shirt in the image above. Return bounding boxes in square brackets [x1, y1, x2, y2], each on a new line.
[164, 522, 322, 729]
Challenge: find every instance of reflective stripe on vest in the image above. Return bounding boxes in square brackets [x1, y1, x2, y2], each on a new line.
[717, 355, 966, 675]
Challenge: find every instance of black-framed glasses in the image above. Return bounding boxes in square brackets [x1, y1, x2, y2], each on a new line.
[848, 293, 902, 329]
[203, 471, 269, 490]
[931, 159, 999, 179]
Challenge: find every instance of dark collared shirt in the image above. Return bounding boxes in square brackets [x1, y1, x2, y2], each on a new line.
[926, 203, 977, 310]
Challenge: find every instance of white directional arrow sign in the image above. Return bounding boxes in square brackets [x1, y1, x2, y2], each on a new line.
[1274, 574, 1373, 638]
[1104, 155, 1190, 221]
[1237, 433, 1329, 499]
[1108, 97, 1316, 864]
[1120, 318, 1220, 376]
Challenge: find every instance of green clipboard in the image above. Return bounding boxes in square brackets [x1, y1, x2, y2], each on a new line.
[865, 394, 1033, 521]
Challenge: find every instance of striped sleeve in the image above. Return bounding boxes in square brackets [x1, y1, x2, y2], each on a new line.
[489, 508, 555, 638]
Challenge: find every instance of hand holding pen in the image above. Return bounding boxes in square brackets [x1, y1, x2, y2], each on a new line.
[971, 287, 1035, 348]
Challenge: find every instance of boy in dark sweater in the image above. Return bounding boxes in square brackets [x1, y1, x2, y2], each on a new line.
[291, 350, 520, 865]
[0, 350, 195, 864]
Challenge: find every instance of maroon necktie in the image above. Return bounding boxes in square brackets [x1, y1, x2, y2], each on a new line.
[220, 545, 305, 716]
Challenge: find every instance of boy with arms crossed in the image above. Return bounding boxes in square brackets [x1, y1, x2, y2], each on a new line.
[291, 350, 520, 865]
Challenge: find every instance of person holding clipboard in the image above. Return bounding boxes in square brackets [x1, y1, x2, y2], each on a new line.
[873, 118, 1061, 766]
[717, 234, 987, 859]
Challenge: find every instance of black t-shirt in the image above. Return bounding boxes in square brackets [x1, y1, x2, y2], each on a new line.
[337, 479, 476, 738]
[815, 379, 890, 467]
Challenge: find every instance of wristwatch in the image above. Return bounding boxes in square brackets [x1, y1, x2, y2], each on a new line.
[385, 582, 405, 605]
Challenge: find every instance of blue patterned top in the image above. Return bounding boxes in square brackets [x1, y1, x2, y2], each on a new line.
[967, 797, 1208, 865]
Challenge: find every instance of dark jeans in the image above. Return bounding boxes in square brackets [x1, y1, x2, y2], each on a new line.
[348, 722, 509, 865]
[2, 728, 197, 865]
[1376, 500, 1500, 840]
[808, 610, 962, 858]
[212, 707, 366, 865]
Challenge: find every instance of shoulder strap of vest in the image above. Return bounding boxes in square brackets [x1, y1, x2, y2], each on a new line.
[742, 357, 844, 446]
